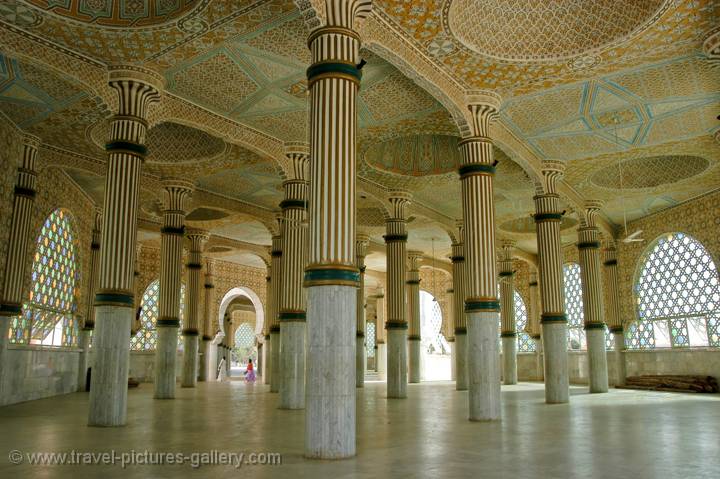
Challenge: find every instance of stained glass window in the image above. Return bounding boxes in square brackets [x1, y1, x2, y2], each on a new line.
[420, 290, 450, 355]
[9, 209, 79, 346]
[130, 279, 186, 351]
[366, 321, 376, 358]
[628, 232, 719, 349]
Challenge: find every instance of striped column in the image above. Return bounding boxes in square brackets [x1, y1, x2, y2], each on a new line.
[577, 201, 608, 393]
[450, 228, 468, 390]
[181, 229, 208, 388]
[527, 271, 544, 381]
[533, 159, 569, 404]
[263, 272, 272, 385]
[499, 240, 517, 385]
[407, 250, 423, 384]
[458, 96, 502, 421]
[445, 287, 456, 381]
[603, 241, 626, 386]
[385, 191, 411, 399]
[304, 0, 371, 458]
[89, 67, 161, 426]
[269, 233, 282, 393]
[77, 209, 101, 391]
[154, 179, 193, 399]
[199, 258, 214, 382]
[279, 145, 309, 409]
[0, 134, 39, 393]
[375, 289, 386, 379]
[356, 234, 370, 388]
[703, 30, 719, 69]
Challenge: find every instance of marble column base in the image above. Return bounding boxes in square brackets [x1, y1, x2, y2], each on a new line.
[542, 322, 569, 404]
[280, 321, 306, 409]
[408, 338, 421, 383]
[535, 338, 545, 381]
[181, 334, 199, 388]
[263, 335, 272, 385]
[198, 339, 209, 382]
[270, 331, 280, 393]
[356, 336, 365, 388]
[0, 316, 8, 395]
[467, 312, 501, 421]
[154, 326, 179, 399]
[449, 340, 456, 381]
[455, 332, 468, 391]
[305, 285, 355, 459]
[77, 329, 91, 391]
[88, 305, 132, 426]
[386, 328, 407, 398]
[376, 343, 386, 380]
[502, 336, 517, 385]
[613, 332, 627, 386]
[586, 328, 609, 393]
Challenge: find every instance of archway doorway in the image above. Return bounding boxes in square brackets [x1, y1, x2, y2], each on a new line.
[420, 290, 451, 380]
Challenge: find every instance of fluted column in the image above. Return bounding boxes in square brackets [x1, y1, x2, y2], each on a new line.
[527, 271, 544, 381]
[263, 272, 272, 385]
[603, 242, 626, 386]
[375, 290, 386, 379]
[458, 95, 502, 421]
[385, 191, 411, 399]
[154, 179, 193, 399]
[89, 67, 161, 426]
[269, 233, 282, 393]
[0, 134, 40, 395]
[407, 250, 423, 384]
[279, 144, 309, 409]
[199, 258, 214, 382]
[181, 229, 208, 388]
[577, 201, 608, 393]
[499, 240, 517, 385]
[304, 0, 371, 458]
[450, 227, 468, 390]
[533, 159, 569, 404]
[356, 235, 370, 388]
[77, 209, 101, 391]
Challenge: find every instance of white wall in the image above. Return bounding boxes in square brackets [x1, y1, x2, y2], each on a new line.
[1, 346, 80, 406]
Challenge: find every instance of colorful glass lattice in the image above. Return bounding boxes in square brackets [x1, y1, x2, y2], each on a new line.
[130, 280, 186, 351]
[563, 263, 586, 350]
[9, 209, 79, 347]
[629, 233, 719, 349]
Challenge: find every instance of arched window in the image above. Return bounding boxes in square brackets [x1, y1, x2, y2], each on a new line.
[130, 279, 186, 351]
[420, 290, 450, 355]
[513, 291, 536, 352]
[10, 209, 80, 346]
[232, 321, 255, 363]
[628, 232, 719, 349]
[563, 263, 586, 350]
[366, 321, 376, 358]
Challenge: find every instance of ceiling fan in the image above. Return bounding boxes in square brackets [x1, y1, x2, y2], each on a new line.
[611, 114, 644, 244]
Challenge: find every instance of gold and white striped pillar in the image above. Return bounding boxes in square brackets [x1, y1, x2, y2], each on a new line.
[89, 67, 161, 426]
[269, 233, 283, 394]
[356, 234, 370, 388]
[603, 241, 626, 386]
[199, 258, 214, 382]
[533, 159, 569, 404]
[279, 144, 309, 409]
[527, 271, 544, 381]
[304, 0, 372, 458]
[375, 289, 386, 379]
[181, 229, 208, 388]
[0, 134, 40, 392]
[407, 250, 423, 384]
[154, 179, 193, 399]
[385, 191, 411, 399]
[499, 240, 517, 385]
[77, 209, 102, 391]
[577, 201, 608, 393]
[263, 272, 272, 385]
[458, 95, 502, 421]
[450, 226, 468, 390]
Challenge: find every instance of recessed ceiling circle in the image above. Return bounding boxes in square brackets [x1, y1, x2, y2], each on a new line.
[363, 134, 460, 177]
[590, 155, 710, 190]
[446, 0, 671, 62]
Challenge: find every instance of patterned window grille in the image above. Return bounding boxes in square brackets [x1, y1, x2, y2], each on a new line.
[9, 209, 79, 347]
[513, 291, 536, 352]
[419, 290, 450, 355]
[562, 263, 613, 351]
[130, 279, 186, 351]
[232, 322, 256, 363]
[366, 321, 376, 358]
[628, 232, 719, 349]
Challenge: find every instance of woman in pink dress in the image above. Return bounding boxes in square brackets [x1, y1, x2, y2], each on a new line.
[244, 358, 256, 383]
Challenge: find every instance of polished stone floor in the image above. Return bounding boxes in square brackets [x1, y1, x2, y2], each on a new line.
[1, 379, 718, 478]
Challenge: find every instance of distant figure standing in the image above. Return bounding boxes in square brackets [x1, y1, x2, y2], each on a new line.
[245, 358, 256, 383]
[217, 356, 227, 381]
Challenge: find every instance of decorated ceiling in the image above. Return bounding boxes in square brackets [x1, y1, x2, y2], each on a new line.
[0, 0, 718, 269]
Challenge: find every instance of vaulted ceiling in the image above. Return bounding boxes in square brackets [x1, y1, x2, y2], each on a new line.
[0, 0, 718, 270]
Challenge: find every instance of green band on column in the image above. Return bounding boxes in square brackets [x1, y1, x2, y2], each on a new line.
[584, 322, 606, 330]
[304, 267, 359, 286]
[465, 300, 500, 313]
[105, 141, 147, 156]
[541, 313, 567, 323]
[534, 213, 563, 222]
[157, 317, 180, 327]
[385, 321, 408, 330]
[279, 311, 306, 322]
[500, 332, 517, 338]
[577, 241, 601, 250]
[94, 292, 134, 307]
[307, 62, 362, 83]
[458, 164, 496, 178]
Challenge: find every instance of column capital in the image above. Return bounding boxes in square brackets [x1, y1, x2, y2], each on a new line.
[579, 200, 604, 228]
[387, 191, 411, 220]
[107, 65, 163, 118]
[319, 0, 373, 29]
[703, 30, 720, 66]
[271, 234, 283, 255]
[21, 133, 41, 150]
[407, 250, 423, 272]
[500, 239, 516, 258]
[204, 257, 215, 276]
[465, 90, 502, 137]
[356, 234, 370, 257]
[161, 178, 194, 211]
[283, 141, 310, 181]
[529, 270, 538, 285]
[186, 228, 209, 252]
[535, 159, 566, 195]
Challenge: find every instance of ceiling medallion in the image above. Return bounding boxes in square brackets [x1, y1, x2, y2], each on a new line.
[444, 0, 672, 63]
